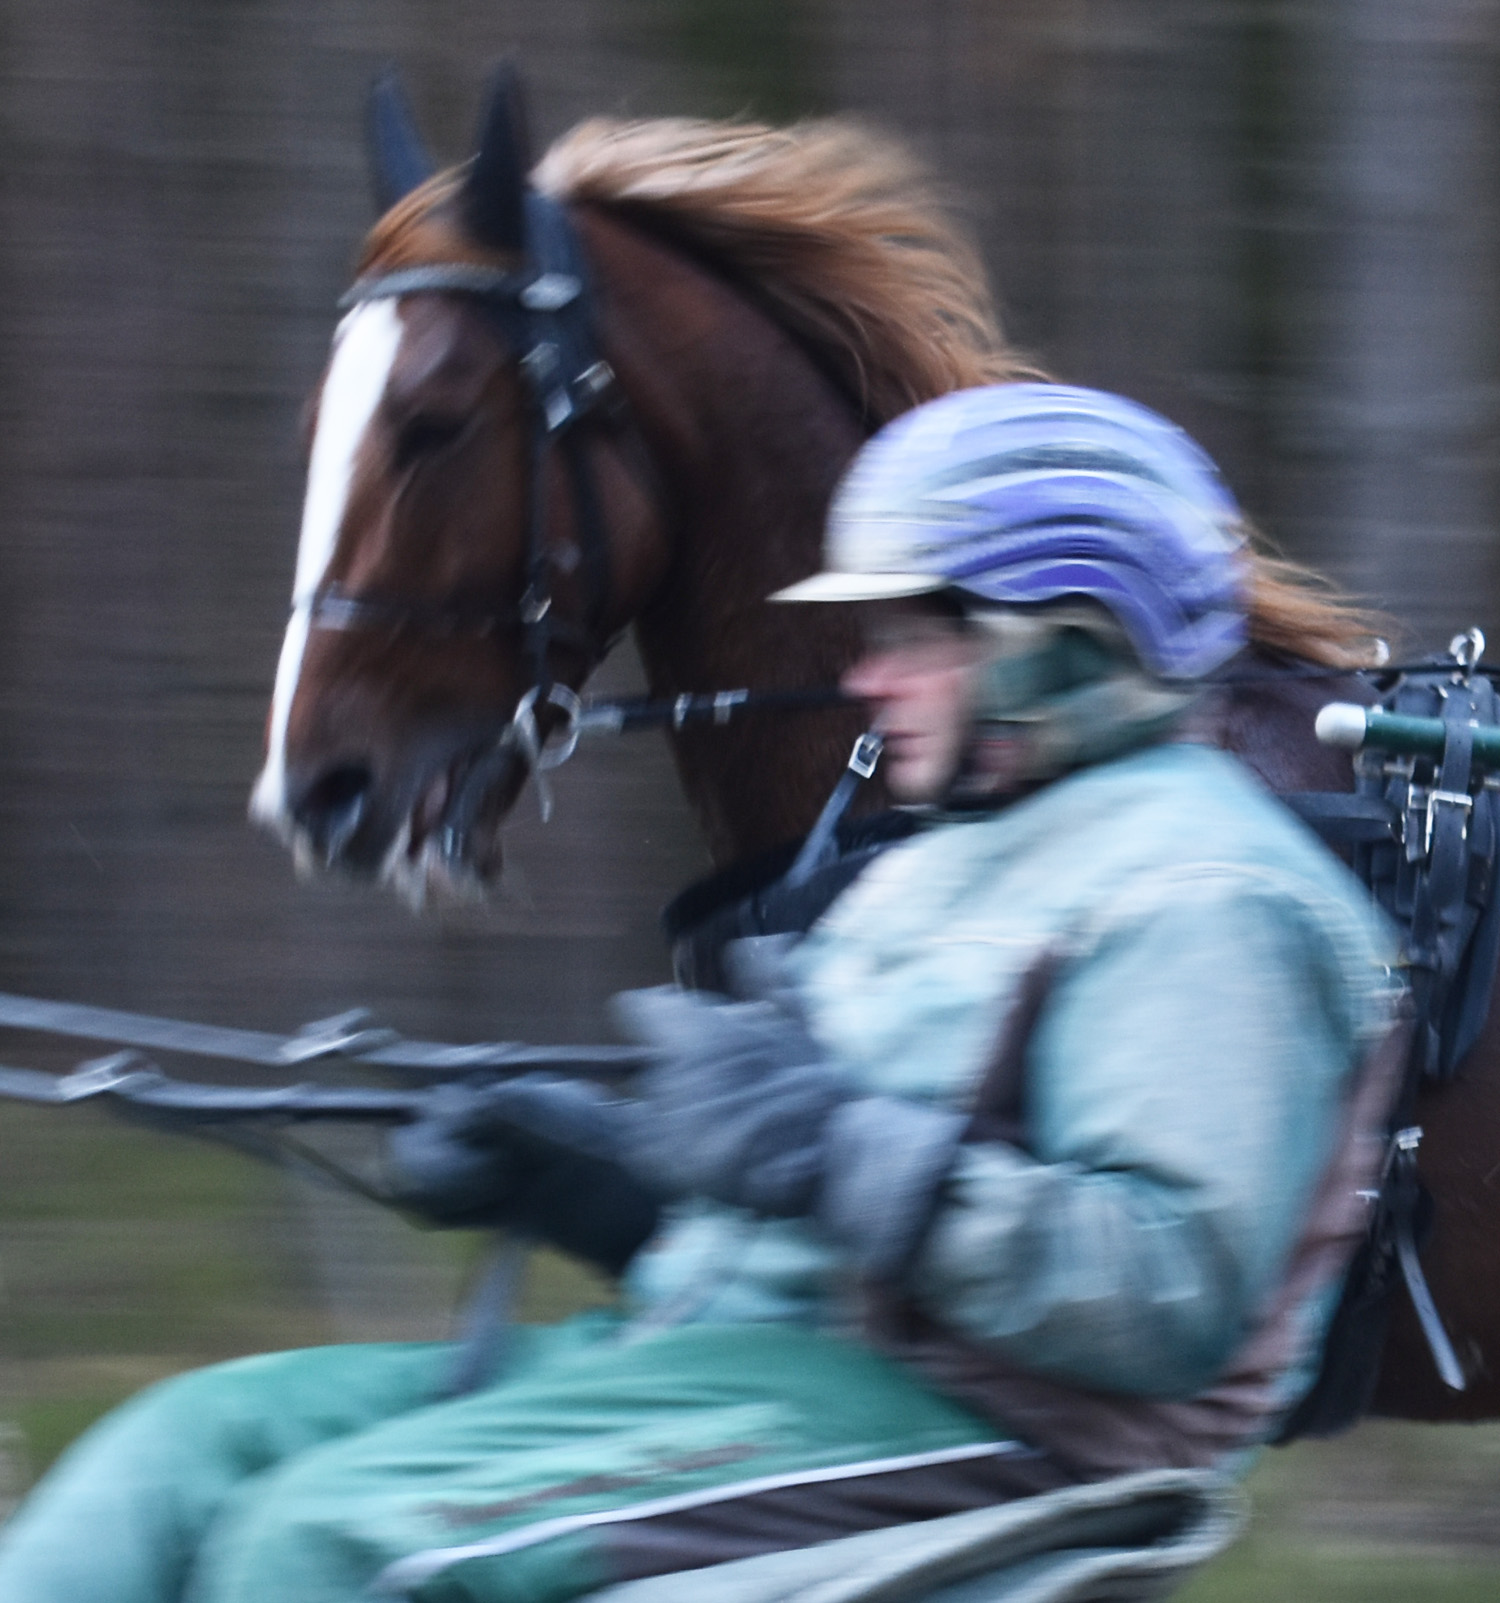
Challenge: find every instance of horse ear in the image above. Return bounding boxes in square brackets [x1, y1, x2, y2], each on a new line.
[461, 59, 531, 254]
[367, 70, 436, 213]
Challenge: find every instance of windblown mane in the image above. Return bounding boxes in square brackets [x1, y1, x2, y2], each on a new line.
[361, 115, 1382, 670]
[534, 118, 1038, 424]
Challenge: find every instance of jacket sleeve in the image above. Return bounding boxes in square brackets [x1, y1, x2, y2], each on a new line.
[905, 874, 1379, 1397]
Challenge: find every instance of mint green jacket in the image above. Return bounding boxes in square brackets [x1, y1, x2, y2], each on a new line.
[626, 743, 1398, 1409]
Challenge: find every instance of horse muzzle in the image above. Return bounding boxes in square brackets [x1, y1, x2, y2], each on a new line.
[252, 732, 528, 905]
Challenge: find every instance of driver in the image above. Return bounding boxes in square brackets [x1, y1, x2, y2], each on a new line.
[0, 384, 1402, 1603]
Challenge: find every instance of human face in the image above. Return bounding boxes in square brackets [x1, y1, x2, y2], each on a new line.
[842, 605, 995, 803]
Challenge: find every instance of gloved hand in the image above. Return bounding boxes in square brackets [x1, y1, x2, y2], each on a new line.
[385, 1074, 661, 1277]
[612, 975, 966, 1281]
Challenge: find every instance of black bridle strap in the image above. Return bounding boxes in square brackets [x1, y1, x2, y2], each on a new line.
[329, 193, 624, 686]
[338, 264, 543, 306]
[523, 402, 557, 691]
[306, 586, 596, 655]
[562, 425, 613, 641]
[509, 190, 619, 694]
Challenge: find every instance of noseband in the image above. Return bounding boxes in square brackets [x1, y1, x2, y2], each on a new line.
[314, 192, 641, 850]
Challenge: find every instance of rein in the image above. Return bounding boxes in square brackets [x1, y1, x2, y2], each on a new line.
[438, 682, 857, 833]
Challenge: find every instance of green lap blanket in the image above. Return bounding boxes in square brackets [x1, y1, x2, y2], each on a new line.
[576, 1469, 1244, 1603]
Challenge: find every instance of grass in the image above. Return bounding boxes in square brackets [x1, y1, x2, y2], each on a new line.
[1181, 1546, 1500, 1603]
[1179, 1420, 1500, 1601]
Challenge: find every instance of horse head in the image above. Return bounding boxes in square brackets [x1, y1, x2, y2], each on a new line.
[251, 67, 668, 904]
[255, 72, 1055, 902]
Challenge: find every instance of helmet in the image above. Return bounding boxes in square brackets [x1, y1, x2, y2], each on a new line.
[775, 383, 1247, 679]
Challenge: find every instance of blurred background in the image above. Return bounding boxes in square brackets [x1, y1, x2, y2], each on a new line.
[1, 2, 1498, 1596]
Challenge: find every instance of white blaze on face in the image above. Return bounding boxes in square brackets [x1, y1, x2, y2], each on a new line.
[251, 300, 405, 827]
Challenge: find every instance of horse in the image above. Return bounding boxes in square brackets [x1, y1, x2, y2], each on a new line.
[249, 68, 1500, 1428]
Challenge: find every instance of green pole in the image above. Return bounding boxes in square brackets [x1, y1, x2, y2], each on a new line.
[1316, 701, 1500, 769]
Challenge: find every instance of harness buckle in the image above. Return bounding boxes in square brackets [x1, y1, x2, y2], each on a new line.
[848, 731, 884, 779]
[519, 342, 575, 432]
[712, 689, 749, 725]
[1449, 627, 1486, 680]
[519, 272, 581, 312]
[520, 341, 559, 385]
[543, 389, 574, 433]
[279, 1010, 398, 1064]
[1424, 787, 1473, 855]
[574, 361, 616, 407]
[57, 1051, 152, 1100]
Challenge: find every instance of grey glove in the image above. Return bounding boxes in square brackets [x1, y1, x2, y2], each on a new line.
[385, 1074, 661, 1277]
[612, 983, 965, 1280]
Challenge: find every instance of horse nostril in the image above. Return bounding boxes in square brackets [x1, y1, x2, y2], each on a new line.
[293, 764, 374, 865]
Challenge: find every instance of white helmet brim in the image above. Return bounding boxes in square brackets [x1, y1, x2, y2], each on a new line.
[769, 570, 948, 603]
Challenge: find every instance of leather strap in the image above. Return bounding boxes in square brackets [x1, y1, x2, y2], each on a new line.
[1281, 792, 1398, 844]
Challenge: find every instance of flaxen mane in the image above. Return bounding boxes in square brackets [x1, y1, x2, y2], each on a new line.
[362, 115, 1383, 668]
[534, 118, 1038, 423]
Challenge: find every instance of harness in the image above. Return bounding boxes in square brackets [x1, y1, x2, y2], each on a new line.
[1274, 628, 1500, 1430]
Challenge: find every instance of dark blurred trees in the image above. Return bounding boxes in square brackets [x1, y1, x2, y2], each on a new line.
[811, 1, 1500, 643]
[1284, 0, 1500, 641]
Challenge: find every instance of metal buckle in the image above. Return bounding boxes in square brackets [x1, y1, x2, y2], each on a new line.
[573, 361, 616, 407]
[1449, 626, 1486, 679]
[712, 689, 749, 725]
[543, 389, 574, 433]
[1373, 1124, 1424, 1188]
[1424, 787, 1473, 855]
[848, 731, 884, 778]
[511, 683, 586, 823]
[520, 341, 559, 385]
[57, 1051, 152, 1099]
[280, 1011, 397, 1064]
[519, 272, 581, 312]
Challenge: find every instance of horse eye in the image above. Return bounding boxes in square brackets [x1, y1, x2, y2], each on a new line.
[392, 414, 467, 471]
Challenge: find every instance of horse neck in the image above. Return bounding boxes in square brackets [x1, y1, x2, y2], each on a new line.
[577, 208, 877, 865]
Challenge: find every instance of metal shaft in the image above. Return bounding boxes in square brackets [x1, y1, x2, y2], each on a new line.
[1316, 702, 1500, 769]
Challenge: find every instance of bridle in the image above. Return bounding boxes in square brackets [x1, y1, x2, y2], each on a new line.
[311, 190, 640, 851]
[301, 186, 862, 865]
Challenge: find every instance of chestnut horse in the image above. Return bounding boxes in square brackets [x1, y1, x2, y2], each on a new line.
[251, 72, 1500, 1426]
